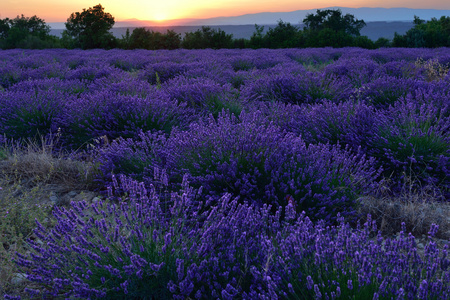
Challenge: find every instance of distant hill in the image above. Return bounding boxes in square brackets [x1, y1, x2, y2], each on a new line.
[49, 22, 415, 42]
[49, 6, 450, 41]
[158, 7, 450, 26]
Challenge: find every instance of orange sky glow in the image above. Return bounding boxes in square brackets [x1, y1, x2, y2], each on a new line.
[1, 0, 450, 23]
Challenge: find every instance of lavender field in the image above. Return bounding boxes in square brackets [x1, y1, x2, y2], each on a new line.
[0, 47, 449, 299]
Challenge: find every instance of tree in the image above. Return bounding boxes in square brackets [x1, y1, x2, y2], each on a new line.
[392, 32, 407, 47]
[413, 15, 425, 25]
[264, 20, 303, 48]
[306, 28, 353, 48]
[0, 18, 9, 39]
[303, 9, 366, 36]
[302, 9, 366, 48]
[232, 38, 248, 49]
[119, 28, 132, 49]
[163, 30, 181, 50]
[353, 35, 375, 49]
[9, 15, 50, 39]
[0, 15, 58, 49]
[182, 26, 233, 49]
[64, 4, 116, 49]
[119, 28, 181, 50]
[249, 24, 265, 49]
[128, 27, 153, 49]
[374, 37, 391, 48]
[394, 15, 450, 48]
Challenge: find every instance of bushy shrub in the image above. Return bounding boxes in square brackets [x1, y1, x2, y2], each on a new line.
[353, 76, 427, 109]
[292, 100, 379, 151]
[84, 71, 156, 98]
[0, 90, 67, 141]
[157, 112, 379, 221]
[0, 63, 22, 88]
[377, 60, 424, 79]
[369, 97, 450, 197]
[240, 72, 352, 104]
[95, 131, 167, 185]
[60, 90, 193, 149]
[65, 65, 116, 82]
[106, 52, 154, 71]
[9, 176, 450, 299]
[324, 57, 380, 87]
[138, 62, 191, 85]
[97, 112, 379, 222]
[8, 78, 87, 95]
[163, 76, 242, 117]
[227, 52, 284, 71]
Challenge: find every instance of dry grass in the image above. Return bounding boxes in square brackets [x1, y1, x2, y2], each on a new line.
[358, 195, 450, 240]
[0, 136, 99, 296]
[415, 57, 450, 82]
[357, 175, 450, 241]
[0, 136, 98, 190]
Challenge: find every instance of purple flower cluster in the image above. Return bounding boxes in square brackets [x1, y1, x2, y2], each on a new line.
[97, 110, 380, 222]
[1, 47, 449, 298]
[240, 71, 352, 104]
[0, 89, 68, 140]
[161, 111, 379, 221]
[0, 47, 448, 196]
[60, 89, 194, 148]
[9, 175, 450, 299]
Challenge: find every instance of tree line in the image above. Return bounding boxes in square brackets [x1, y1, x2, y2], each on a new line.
[1, 4, 449, 50]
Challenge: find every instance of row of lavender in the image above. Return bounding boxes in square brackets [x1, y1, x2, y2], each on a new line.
[1, 47, 449, 298]
[1, 48, 448, 202]
[9, 175, 450, 299]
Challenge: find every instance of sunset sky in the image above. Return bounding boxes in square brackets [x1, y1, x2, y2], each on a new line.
[1, 0, 450, 22]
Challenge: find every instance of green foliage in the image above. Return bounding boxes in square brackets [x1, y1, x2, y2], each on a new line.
[119, 28, 132, 49]
[303, 9, 366, 36]
[248, 21, 304, 49]
[231, 38, 248, 49]
[414, 15, 426, 25]
[64, 4, 116, 49]
[392, 32, 408, 47]
[353, 35, 376, 49]
[164, 30, 182, 50]
[0, 15, 59, 49]
[394, 15, 450, 48]
[249, 24, 265, 49]
[119, 27, 181, 50]
[374, 37, 391, 48]
[302, 9, 366, 48]
[263, 20, 304, 48]
[0, 18, 9, 39]
[181, 26, 233, 49]
[130, 27, 156, 49]
[306, 28, 354, 48]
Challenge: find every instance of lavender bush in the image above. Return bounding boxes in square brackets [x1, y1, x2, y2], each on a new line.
[240, 71, 351, 104]
[162, 76, 242, 117]
[60, 90, 194, 149]
[8, 78, 88, 95]
[369, 97, 450, 197]
[1, 47, 450, 298]
[100, 111, 379, 222]
[8, 175, 450, 299]
[288, 100, 378, 150]
[0, 89, 68, 141]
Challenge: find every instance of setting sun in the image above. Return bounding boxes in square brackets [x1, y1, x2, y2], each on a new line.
[152, 12, 168, 22]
